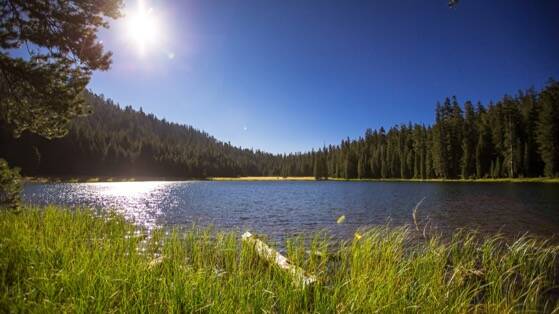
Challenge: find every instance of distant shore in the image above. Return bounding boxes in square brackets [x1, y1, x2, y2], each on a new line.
[327, 177, 559, 183]
[209, 176, 316, 181]
[211, 177, 559, 183]
[22, 176, 191, 183]
[23, 176, 559, 183]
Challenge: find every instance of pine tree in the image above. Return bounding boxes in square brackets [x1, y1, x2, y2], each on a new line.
[519, 89, 542, 177]
[313, 151, 328, 180]
[475, 105, 492, 178]
[536, 81, 559, 177]
[432, 102, 447, 178]
[343, 154, 356, 179]
[494, 158, 501, 178]
[449, 97, 464, 178]
[461, 101, 477, 178]
[502, 96, 521, 177]
[380, 146, 387, 178]
[313, 152, 320, 179]
[425, 127, 434, 178]
[1, 0, 123, 138]
[357, 153, 366, 179]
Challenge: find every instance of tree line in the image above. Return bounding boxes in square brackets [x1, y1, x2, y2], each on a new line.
[1, 81, 558, 179]
[306, 80, 558, 179]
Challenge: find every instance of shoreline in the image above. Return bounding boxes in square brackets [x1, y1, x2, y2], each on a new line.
[23, 176, 559, 184]
[211, 177, 559, 183]
[22, 176, 194, 184]
[1, 206, 558, 312]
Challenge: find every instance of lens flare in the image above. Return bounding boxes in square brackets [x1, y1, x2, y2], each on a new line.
[126, 0, 159, 56]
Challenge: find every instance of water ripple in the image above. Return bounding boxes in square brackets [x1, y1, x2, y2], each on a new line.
[23, 181, 559, 242]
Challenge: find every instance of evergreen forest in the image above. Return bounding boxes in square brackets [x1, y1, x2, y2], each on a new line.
[1, 81, 558, 179]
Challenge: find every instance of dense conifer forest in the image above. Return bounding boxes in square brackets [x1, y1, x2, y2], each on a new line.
[1, 81, 558, 179]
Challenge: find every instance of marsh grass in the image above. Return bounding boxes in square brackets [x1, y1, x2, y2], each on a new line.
[1, 206, 558, 313]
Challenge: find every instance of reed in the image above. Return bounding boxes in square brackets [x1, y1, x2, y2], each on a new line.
[1, 206, 558, 313]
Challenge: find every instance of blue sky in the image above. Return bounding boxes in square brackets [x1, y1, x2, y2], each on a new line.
[89, 0, 559, 154]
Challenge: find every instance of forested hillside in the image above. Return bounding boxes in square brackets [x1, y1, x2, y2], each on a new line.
[0, 92, 280, 178]
[1, 81, 558, 179]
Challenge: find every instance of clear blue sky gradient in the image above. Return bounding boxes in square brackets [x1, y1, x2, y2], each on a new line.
[89, 0, 559, 154]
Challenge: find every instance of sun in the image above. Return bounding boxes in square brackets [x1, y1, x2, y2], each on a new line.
[126, 0, 160, 56]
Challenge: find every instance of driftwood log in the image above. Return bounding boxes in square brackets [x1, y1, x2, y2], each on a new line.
[242, 231, 317, 288]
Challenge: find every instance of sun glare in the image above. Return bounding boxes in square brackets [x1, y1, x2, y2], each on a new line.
[126, 0, 160, 56]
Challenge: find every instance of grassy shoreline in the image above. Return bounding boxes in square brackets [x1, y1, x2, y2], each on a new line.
[22, 176, 193, 183]
[23, 176, 559, 183]
[328, 177, 559, 183]
[1, 206, 558, 312]
[211, 176, 559, 183]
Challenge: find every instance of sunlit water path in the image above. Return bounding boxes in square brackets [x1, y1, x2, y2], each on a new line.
[23, 181, 559, 242]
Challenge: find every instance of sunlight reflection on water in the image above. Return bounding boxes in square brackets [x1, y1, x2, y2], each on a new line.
[90, 181, 174, 229]
[24, 181, 184, 231]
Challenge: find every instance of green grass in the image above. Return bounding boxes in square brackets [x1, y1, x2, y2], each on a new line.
[1, 206, 558, 313]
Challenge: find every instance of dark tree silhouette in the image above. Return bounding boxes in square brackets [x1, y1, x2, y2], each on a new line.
[1, 0, 122, 138]
[0, 0, 123, 208]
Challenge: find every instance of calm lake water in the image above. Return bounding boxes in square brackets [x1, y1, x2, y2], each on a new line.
[23, 181, 559, 241]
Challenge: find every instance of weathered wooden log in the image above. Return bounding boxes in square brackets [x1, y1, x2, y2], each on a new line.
[242, 231, 317, 288]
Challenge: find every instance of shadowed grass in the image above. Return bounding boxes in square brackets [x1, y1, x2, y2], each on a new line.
[1, 206, 558, 313]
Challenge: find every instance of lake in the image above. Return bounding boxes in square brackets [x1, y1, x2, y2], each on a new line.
[23, 181, 559, 242]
